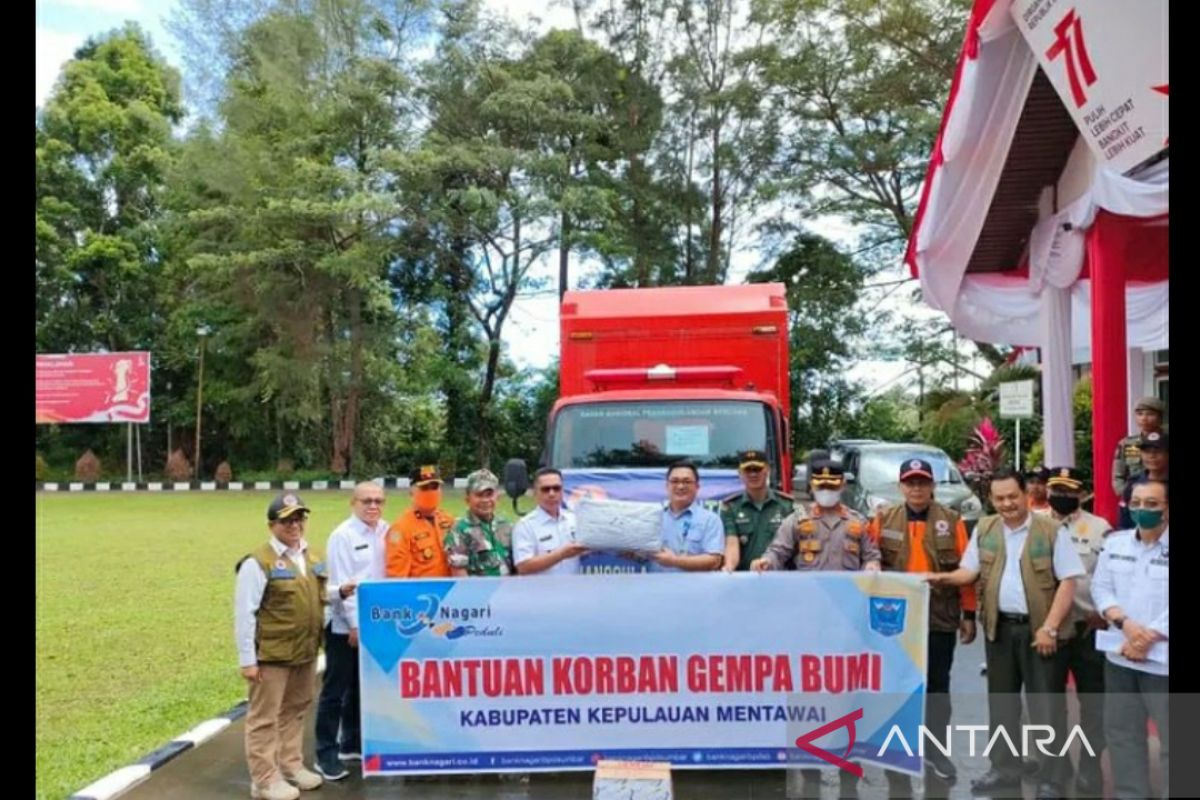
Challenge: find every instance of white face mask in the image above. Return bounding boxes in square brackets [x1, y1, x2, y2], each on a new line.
[814, 489, 842, 508]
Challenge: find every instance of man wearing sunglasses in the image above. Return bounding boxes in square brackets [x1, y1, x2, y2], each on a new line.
[512, 467, 587, 575]
[385, 465, 453, 579]
[234, 493, 329, 800]
[721, 449, 794, 572]
[313, 482, 388, 781]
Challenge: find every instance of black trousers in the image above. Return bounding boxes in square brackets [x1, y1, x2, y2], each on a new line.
[314, 625, 361, 763]
[1064, 623, 1107, 779]
[984, 618, 1070, 787]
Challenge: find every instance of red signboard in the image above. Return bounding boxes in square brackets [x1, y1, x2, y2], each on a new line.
[35, 352, 152, 424]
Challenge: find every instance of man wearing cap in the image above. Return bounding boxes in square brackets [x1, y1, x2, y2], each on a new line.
[720, 450, 793, 572]
[1118, 431, 1169, 531]
[928, 468, 1085, 799]
[1046, 466, 1111, 796]
[1027, 466, 1052, 514]
[234, 494, 328, 800]
[752, 458, 879, 799]
[384, 465, 453, 578]
[313, 482, 388, 781]
[445, 469, 515, 577]
[1112, 396, 1166, 496]
[868, 458, 975, 792]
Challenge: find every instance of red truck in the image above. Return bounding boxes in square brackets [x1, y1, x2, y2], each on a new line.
[536, 283, 793, 508]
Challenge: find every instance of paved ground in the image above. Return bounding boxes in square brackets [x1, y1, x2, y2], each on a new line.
[121, 637, 1138, 799]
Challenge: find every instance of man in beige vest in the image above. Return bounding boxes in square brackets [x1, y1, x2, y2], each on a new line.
[928, 468, 1084, 800]
[234, 493, 330, 800]
[1047, 466, 1111, 796]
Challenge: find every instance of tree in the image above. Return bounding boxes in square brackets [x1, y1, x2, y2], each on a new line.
[746, 232, 868, 450]
[169, 2, 430, 475]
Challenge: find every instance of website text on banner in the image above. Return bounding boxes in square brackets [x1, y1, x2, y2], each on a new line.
[357, 572, 928, 776]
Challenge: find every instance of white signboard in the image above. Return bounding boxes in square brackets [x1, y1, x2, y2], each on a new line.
[999, 380, 1036, 419]
[665, 425, 709, 456]
[1011, 0, 1168, 175]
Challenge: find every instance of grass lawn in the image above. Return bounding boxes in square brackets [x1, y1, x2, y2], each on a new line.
[35, 488, 470, 800]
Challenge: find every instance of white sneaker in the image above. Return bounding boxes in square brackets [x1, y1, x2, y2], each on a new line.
[283, 767, 324, 790]
[250, 780, 300, 800]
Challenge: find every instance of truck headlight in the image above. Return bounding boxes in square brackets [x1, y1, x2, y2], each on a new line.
[960, 495, 982, 519]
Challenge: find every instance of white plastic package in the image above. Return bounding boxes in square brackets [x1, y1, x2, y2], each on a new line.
[573, 496, 664, 553]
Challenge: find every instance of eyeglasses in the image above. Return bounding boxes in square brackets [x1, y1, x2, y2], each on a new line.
[276, 515, 308, 526]
[741, 466, 765, 475]
[538, 485, 564, 494]
[669, 478, 697, 486]
[357, 498, 386, 506]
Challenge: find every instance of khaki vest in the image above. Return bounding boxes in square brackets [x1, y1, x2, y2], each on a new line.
[975, 514, 1072, 642]
[877, 503, 963, 632]
[239, 542, 327, 665]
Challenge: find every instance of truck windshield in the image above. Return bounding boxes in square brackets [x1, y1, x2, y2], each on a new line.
[550, 401, 771, 469]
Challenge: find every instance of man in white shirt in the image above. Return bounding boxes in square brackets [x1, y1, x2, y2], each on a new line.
[234, 493, 329, 800]
[929, 468, 1085, 799]
[313, 482, 388, 780]
[512, 467, 587, 575]
[1092, 479, 1169, 800]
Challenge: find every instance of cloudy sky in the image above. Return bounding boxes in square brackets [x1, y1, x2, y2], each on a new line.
[37, 0, 950, 393]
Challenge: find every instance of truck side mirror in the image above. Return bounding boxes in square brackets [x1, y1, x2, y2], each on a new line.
[503, 459, 530, 513]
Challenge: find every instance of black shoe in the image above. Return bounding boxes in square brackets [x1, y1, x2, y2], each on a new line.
[316, 758, 349, 781]
[1022, 757, 1041, 777]
[924, 750, 957, 782]
[970, 768, 1021, 794]
[1034, 782, 1062, 799]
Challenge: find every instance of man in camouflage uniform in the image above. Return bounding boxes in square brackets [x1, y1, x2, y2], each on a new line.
[752, 459, 879, 798]
[1112, 396, 1165, 496]
[445, 469, 514, 577]
[720, 449, 793, 572]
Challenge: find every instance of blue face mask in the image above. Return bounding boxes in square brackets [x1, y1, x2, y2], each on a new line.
[1130, 508, 1165, 530]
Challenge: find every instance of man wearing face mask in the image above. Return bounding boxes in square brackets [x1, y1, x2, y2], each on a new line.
[868, 458, 975, 795]
[1092, 479, 1169, 800]
[1118, 431, 1168, 531]
[752, 459, 879, 799]
[385, 465, 453, 578]
[1046, 467, 1111, 796]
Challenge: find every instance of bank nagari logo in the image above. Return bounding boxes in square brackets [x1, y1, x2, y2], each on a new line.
[869, 596, 906, 637]
[371, 595, 501, 639]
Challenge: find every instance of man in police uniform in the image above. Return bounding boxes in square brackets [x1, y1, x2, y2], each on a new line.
[752, 459, 879, 798]
[1046, 466, 1111, 796]
[1093, 479, 1169, 800]
[1118, 431, 1169, 531]
[234, 493, 328, 800]
[1112, 396, 1165, 496]
[929, 468, 1084, 799]
[445, 469, 515, 577]
[868, 458, 975, 794]
[385, 465, 454, 578]
[721, 449, 793, 572]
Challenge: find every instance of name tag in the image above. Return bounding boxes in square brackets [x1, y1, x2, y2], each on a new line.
[354, 544, 370, 551]
[539, 534, 554, 543]
[269, 568, 296, 579]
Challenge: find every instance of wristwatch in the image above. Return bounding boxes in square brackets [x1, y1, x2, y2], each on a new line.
[1112, 616, 1126, 630]
[1040, 626, 1058, 639]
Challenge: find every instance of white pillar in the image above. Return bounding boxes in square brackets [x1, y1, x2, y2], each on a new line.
[1040, 286, 1075, 467]
[1126, 348, 1147, 432]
